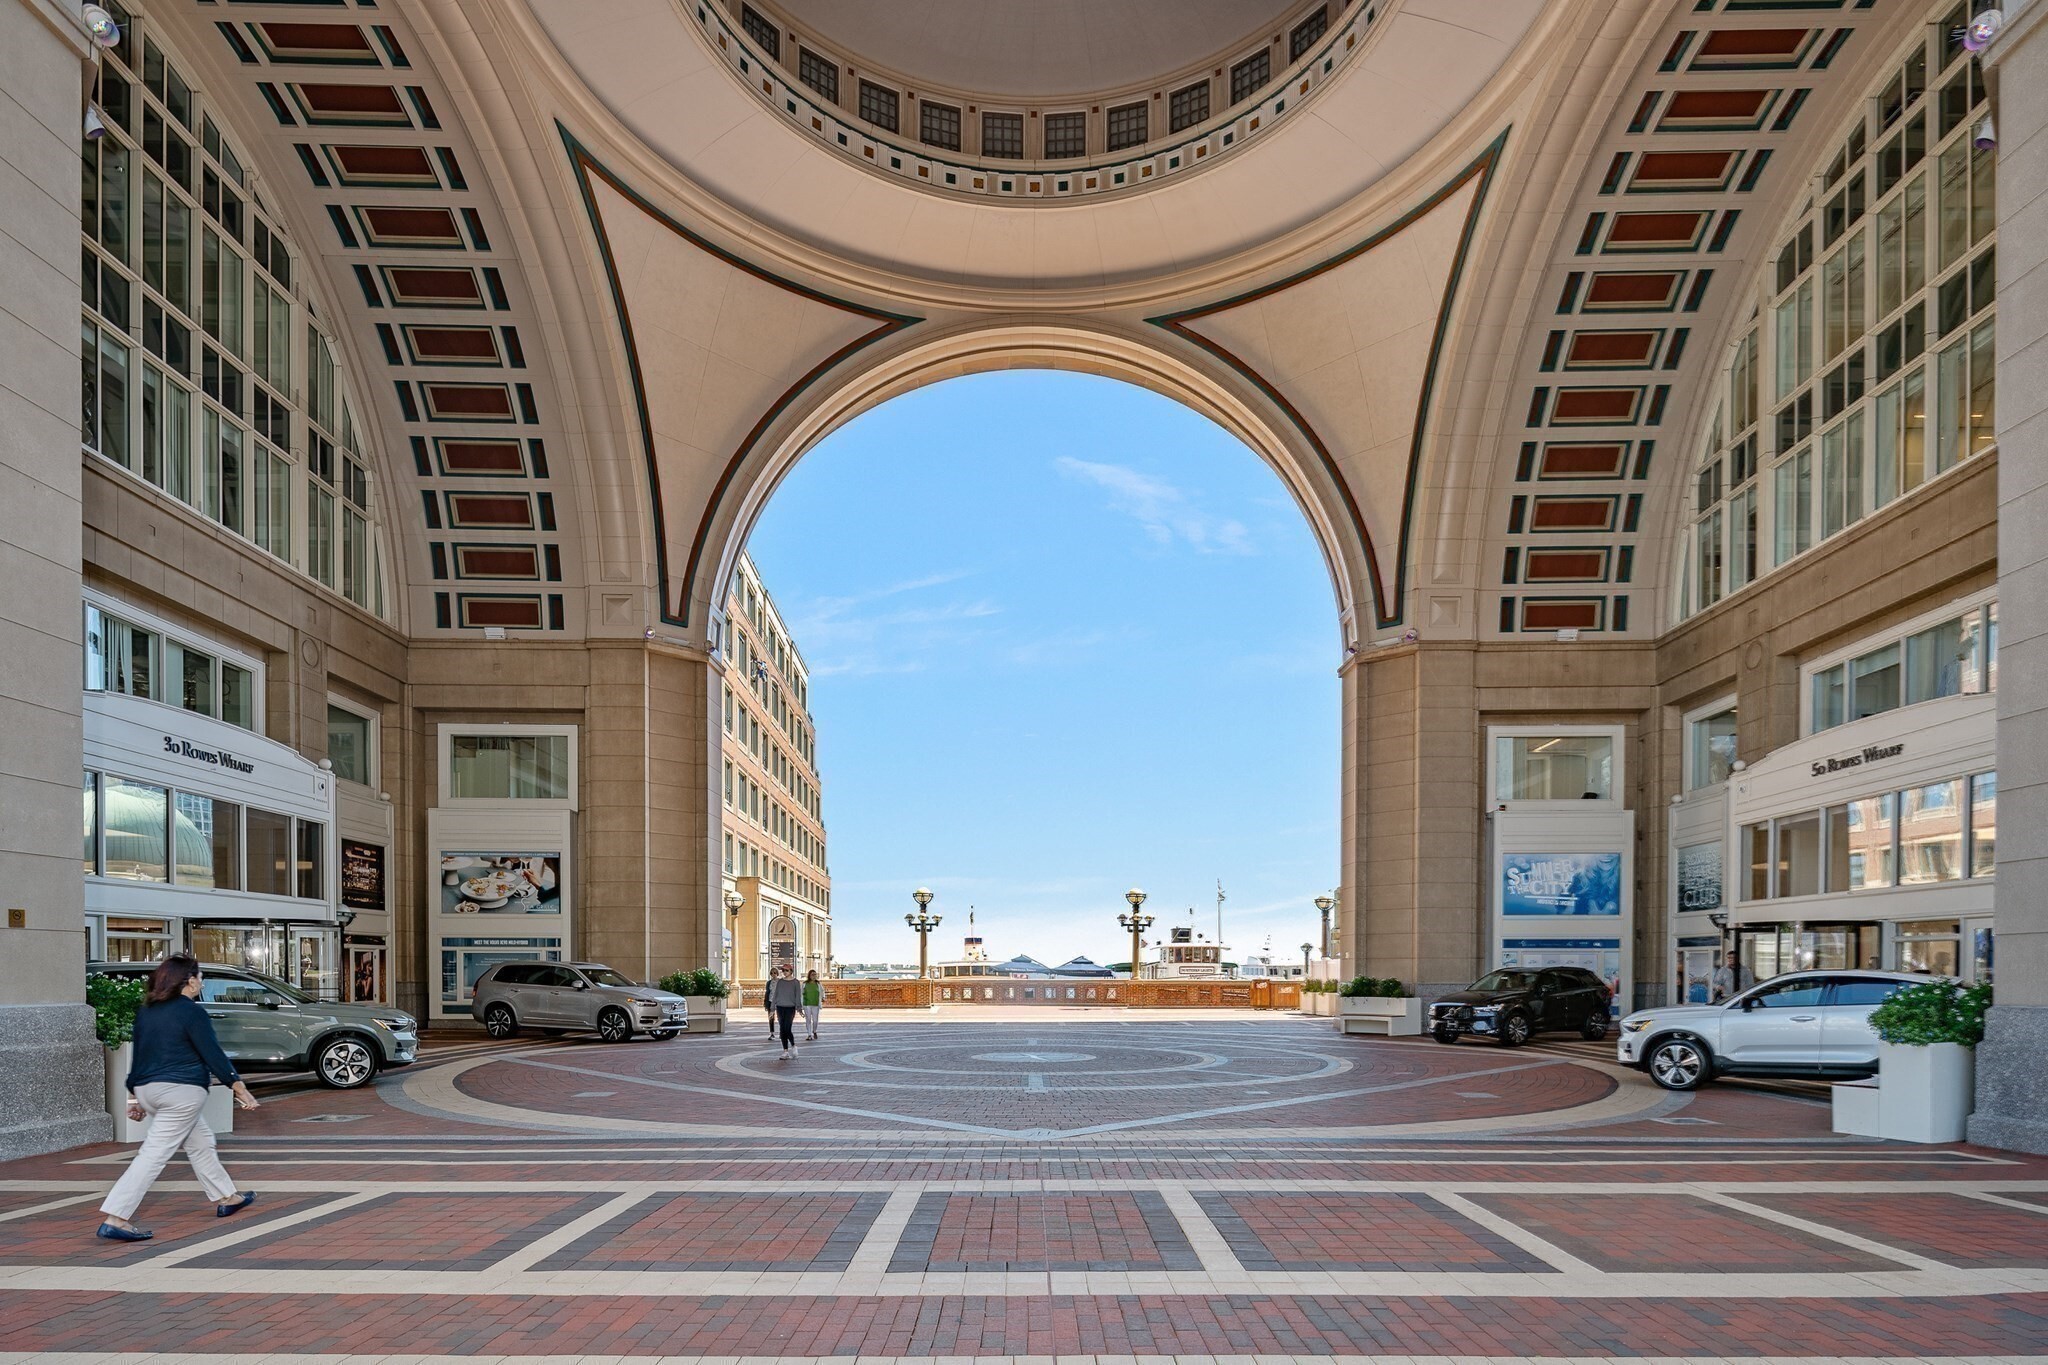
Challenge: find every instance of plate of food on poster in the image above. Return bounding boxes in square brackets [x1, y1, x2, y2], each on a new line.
[440, 852, 561, 914]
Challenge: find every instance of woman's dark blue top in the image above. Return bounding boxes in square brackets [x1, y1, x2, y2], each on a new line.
[125, 995, 240, 1091]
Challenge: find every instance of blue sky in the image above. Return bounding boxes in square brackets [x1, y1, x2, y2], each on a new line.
[746, 371, 1339, 971]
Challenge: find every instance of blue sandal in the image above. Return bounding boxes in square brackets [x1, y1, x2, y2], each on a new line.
[216, 1192, 257, 1218]
[96, 1222, 153, 1241]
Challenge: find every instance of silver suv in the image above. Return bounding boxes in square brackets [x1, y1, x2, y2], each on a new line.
[472, 961, 686, 1043]
[1617, 969, 1923, 1090]
[87, 962, 418, 1089]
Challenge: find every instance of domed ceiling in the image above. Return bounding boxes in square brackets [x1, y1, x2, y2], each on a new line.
[772, 0, 1301, 97]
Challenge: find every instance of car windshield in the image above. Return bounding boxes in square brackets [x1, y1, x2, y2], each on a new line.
[231, 968, 314, 1004]
[1470, 971, 1535, 992]
[581, 968, 637, 988]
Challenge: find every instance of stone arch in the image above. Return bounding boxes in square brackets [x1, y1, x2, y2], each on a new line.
[690, 320, 1374, 658]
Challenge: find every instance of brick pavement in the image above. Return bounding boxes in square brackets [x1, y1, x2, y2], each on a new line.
[1, 1019, 2045, 1362]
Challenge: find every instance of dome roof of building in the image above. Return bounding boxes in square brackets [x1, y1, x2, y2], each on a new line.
[774, 0, 1299, 99]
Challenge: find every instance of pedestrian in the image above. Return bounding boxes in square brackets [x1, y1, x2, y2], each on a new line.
[765, 974, 777, 1039]
[765, 965, 802, 1059]
[1710, 950, 1753, 1002]
[97, 953, 260, 1241]
[802, 969, 822, 1041]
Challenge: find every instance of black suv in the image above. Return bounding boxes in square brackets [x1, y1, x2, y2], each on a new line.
[1429, 967, 1612, 1046]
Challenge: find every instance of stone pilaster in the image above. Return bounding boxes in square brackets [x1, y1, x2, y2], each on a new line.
[1343, 643, 1484, 999]
[0, 0, 113, 1157]
[1974, 0, 2048, 1153]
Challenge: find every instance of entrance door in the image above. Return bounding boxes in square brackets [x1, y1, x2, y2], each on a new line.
[1963, 918, 1994, 982]
[290, 927, 339, 1002]
[1678, 947, 1714, 1004]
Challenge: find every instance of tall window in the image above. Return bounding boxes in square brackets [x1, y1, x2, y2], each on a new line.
[857, 80, 899, 132]
[1679, 4, 1993, 619]
[1044, 112, 1087, 159]
[79, 5, 385, 616]
[1106, 101, 1148, 152]
[1687, 706, 1737, 789]
[85, 599, 257, 731]
[1807, 599, 1995, 732]
[738, 4, 779, 60]
[1169, 81, 1210, 133]
[326, 702, 375, 786]
[981, 112, 1024, 158]
[1230, 50, 1271, 104]
[1289, 7, 1328, 61]
[920, 101, 961, 151]
[797, 47, 838, 103]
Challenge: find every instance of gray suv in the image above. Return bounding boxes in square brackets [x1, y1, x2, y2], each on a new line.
[472, 961, 687, 1043]
[88, 962, 418, 1089]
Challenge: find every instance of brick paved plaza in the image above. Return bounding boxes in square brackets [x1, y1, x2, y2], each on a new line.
[3, 1016, 2046, 1363]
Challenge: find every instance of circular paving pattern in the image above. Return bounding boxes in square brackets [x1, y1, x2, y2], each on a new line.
[404, 1020, 1663, 1138]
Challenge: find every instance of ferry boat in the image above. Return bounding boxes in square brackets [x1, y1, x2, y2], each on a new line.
[1143, 924, 1235, 979]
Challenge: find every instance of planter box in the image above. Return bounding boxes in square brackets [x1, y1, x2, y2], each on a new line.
[1874, 1040, 1975, 1143]
[1831, 1078, 1882, 1138]
[1337, 996, 1422, 1036]
[683, 996, 726, 1034]
[104, 1042, 234, 1143]
[1313, 993, 1336, 1016]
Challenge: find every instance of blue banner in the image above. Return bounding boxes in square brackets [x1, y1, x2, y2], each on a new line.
[1502, 852, 1623, 916]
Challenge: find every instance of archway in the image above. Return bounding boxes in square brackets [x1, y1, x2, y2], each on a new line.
[707, 357, 1356, 984]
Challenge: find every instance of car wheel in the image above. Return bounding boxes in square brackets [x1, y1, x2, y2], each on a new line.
[597, 1007, 633, 1043]
[1581, 1014, 1611, 1041]
[313, 1035, 379, 1089]
[1498, 1012, 1532, 1047]
[1646, 1036, 1711, 1091]
[482, 1003, 519, 1039]
[1431, 1024, 1460, 1045]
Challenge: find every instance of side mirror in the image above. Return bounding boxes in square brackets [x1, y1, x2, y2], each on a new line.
[259, 999, 283, 1011]
[574, 980, 590, 990]
[1740, 996, 1758, 1012]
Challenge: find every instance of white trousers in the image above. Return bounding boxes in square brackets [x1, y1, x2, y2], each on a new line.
[100, 1082, 237, 1220]
[802, 1004, 821, 1035]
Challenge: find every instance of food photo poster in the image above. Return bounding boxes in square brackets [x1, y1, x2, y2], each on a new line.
[439, 851, 562, 915]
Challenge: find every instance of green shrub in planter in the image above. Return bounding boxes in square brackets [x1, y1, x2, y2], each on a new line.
[657, 968, 731, 999]
[88, 974, 146, 1048]
[1339, 976, 1413, 998]
[1868, 978, 1992, 1046]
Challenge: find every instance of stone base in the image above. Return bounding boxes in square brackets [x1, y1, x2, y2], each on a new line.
[1967, 1003, 2048, 1154]
[0, 1004, 114, 1159]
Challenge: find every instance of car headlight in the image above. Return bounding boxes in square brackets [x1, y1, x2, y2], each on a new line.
[631, 996, 661, 1006]
[1622, 1018, 1652, 1033]
[1472, 1005, 1499, 1015]
[372, 1015, 412, 1030]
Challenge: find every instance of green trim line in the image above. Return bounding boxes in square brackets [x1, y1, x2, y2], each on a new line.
[558, 123, 922, 628]
[1148, 129, 1510, 630]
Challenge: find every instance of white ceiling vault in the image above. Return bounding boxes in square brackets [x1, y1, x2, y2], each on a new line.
[142, 0, 1937, 648]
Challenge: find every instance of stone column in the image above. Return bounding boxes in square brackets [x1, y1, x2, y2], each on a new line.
[579, 642, 718, 980]
[1342, 642, 1484, 999]
[0, 0, 113, 1157]
[1974, 1, 2048, 1153]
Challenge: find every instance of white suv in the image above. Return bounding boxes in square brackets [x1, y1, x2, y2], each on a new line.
[1616, 969, 1925, 1091]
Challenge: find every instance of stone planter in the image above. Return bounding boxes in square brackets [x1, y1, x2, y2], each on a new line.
[1874, 1040, 1976, 1143]
[104, 1041, 234, 1143]
[683, 996, 726, 1034]
[1337, 996, 1422, 1036]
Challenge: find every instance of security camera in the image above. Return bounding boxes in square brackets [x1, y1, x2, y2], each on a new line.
[84, 105, 107, 139]
[1963, 9, 2004, 52]
[80, 3, 122, 48]
[1975, 115, 1997, 151]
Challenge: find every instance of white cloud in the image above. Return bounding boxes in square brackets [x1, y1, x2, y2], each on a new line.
[1054, 457, 1254, 554]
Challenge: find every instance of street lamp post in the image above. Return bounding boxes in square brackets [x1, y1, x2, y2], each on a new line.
[1301, 942, 1314, 975]
[1314, 893, 1335, 959]
[905, 886, 942, 980]
[723, 888, 745, 980]
[1117, 887, 1153, 981]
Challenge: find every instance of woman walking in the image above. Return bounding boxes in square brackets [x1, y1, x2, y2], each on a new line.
[802, 969, 823, 1041]
[765, 965, 803, 1059]
[97, 953, 259, 1241]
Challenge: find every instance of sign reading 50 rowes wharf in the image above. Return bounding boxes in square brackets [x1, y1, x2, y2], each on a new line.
[1811, 741, 1905, 777]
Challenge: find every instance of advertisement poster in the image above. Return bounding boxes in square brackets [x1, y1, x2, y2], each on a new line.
[1501, 852, 1623, 916]
[348, 946, 385, 1003]
[439, 852, 561, 915]
[341, 841, 386, 912]
[1677, 842, 1723, 913]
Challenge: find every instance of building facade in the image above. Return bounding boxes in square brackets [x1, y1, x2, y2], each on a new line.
[719, 554, 832, 979]
[2, 0, 2047, 1159]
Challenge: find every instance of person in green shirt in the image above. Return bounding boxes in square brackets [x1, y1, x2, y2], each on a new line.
[802, 970, 823, 1041]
